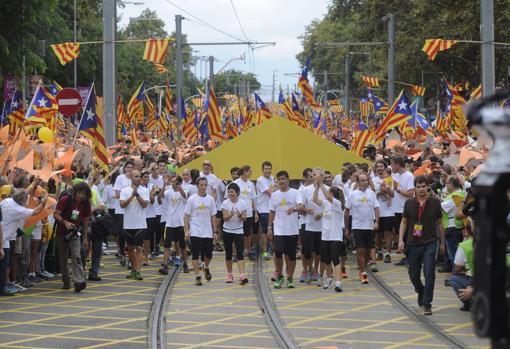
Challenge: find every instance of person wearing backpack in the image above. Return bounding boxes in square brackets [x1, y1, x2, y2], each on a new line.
[53, 182, 92, 293]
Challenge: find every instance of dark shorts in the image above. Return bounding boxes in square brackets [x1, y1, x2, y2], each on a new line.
[124, 229, 145, 247]
[258, 212, 269, 233]
[353, 229, 373, 249]
[273, 235, 298, 261]
[164, 226, 186, 249]
[320, 240, 346, 266]
[378, 216, 395, 234]
[300, 230, 322, 258]
[145, 217, 158, 240]
[243, 217, 254, 237]
[190, 236, 213, 260]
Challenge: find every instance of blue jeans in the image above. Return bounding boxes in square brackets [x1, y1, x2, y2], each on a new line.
[445, 228, 463, 270]
[0, 248, 10, 292]
[407, 242, 438, 306]
[449, 273, 473, 306]
[89, 238, 103, 276]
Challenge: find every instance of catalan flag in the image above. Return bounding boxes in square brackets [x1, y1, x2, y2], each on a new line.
[359, 98, 371, 120]
[253, 92, 271, 125]
[470, 85, 482, 100]
[374, 90, 412, 143]
[25, 85, 58, 119]
[351, 120, 373, 156]
[183, 108, 198, 141]
[153, 63, 168, 73]
[143, 38, 170, 64]
[127, 82, 145, 125]
[51, 42, 80, 65]
[361, 76, 379, 88]
[297, 56, 319, 107]
[412, 85, 426, 96]
[165, 82, 173, 116]
[49, 81, 63, 96]
[78, 84, 98, 137]
[422, 39, 457, 61]
[92, 96, 110, 174]
[435, 106, 449, 134]
[117, 95, 126, 139]
[205, 87, 223, 141]
[6, 91, 24, 133]
[145, 97, 157, 130]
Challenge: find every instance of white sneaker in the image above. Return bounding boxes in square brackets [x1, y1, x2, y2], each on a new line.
[323, 277, 333, 289]
[316, 276, 323, 287]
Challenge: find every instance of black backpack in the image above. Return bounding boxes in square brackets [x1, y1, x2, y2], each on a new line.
[91, 210, 119, 239]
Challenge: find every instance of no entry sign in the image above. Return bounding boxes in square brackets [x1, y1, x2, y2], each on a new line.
[56, 88, 82, 116]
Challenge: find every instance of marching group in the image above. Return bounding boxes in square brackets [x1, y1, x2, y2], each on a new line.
[0, 150, 479, 316]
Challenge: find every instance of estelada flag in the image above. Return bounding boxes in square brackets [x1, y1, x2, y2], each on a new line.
[422, 39, 457, 61]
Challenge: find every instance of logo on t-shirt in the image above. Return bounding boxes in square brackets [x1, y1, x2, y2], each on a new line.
[171, 196, 178, 204]
[279, 199, 287, 207]
[198, 203, 207, 210]
[360, 196, 368, 203]
[241, 189, 249, 196]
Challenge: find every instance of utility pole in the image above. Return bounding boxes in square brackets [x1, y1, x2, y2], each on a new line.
[481, 0, 495, 97]
[386, 13, 395, 105]
[73, 0, 78, 88]
[175, 15, 184, 129]
[102, 0, 116, 146]
[344, 55, 351, 115]
[271, 70, 277, 104]
[208, 55, 214, 94]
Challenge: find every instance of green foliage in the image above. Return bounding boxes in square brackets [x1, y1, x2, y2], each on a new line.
[213, 69, 261, 96]
[298, 0, 510, 102]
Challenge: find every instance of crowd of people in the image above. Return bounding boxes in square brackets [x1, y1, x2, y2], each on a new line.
[0, 145, 481, 316]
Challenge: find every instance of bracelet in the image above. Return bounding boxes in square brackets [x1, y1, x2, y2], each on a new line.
[268, 226, 273, 230]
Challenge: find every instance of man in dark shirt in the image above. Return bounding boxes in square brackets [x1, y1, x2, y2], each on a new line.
[398, 175, 445, 315]
[54, 182, 92, 293]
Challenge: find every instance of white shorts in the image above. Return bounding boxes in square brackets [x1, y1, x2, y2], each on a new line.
[32, 225, 42, 240]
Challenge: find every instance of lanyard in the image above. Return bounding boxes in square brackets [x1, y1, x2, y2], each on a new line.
[417, 199, 427, 224]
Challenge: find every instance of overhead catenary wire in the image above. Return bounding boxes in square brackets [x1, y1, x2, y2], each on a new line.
[163, 0, 245, 43]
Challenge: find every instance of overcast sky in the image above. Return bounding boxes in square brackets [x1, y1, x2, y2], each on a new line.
[118, 0, 330, 100]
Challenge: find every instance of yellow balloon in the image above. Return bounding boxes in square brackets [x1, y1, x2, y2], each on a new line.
[38, 127, 54, 143]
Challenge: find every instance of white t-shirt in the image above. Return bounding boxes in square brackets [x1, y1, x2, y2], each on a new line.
[332, 174, 343, 188]
[149, 175, 164, 216]
[101, 184, 117, 210]
[392, 171, 414, 214]
[441, 196, 458, 228]
[298, 184, 311, 226]
[269, 188, 303, 236]
[321, 198, 344, 241]
[0, 198, 34, 246]
[454, 244, 470, 276]
[184, 193, 216, 238]
[256, 175, 274, 214]
[346, 189, 380, 230]
[221, 198, 249, 234]
[199, 172, 219, 197]
[113, 174, 132, 214]
[231, 178, 256, 218]
[143, 183, 156, 218]
[215, 180, 226, 211]
[119, 186, 150, 229]
[302, 184, 329, 232]
[372, 176, 395, 218]
[183, 183, 197, 198]
[164, 187, 187, 228]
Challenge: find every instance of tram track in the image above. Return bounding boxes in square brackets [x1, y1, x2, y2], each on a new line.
[149, 265, 179, 349]
[253, 257, 299, 349]
[366, 268, 467, 349]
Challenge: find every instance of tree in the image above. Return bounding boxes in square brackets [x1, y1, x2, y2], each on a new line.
[212, 69, 261, 96]
[297, 0, 510, 104]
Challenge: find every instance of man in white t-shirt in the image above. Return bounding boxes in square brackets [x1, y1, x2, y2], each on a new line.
[120, 170, 150, 281]
[199, 160, 219, 201]
[231, 165, 258, 259]
[268, 170, 304, 289]
[184, 177, 217, 286]
[113, 160, 133, 267]
[256, 161, 275, 260]
[372, 160, 395, 263]
[149, 161, 165, 258]
[301, 168, 328, 284]
[345, 173, 380, 284]
[160, 175, 189, 275]
[298, 168, 313, 283]
[391, 156, 415, 266]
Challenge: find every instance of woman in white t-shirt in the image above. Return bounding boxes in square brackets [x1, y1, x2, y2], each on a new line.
[221, 182, 249, 284]
[313, 182, 346, 292]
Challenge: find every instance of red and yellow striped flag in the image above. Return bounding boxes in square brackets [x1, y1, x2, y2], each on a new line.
[143, 38, 170, 64]
[206, 87, 223, 141]
[470, 85, 482, 100]
[412, 85, 426, 96]
[165, 82, 173, 115]
[153, 63, 168, 73]
[422, 39, 457, 61]
[361, 76, 379, 87]
[145, 97, 157, 130]
[93, 97, 110, 174]
[51, 42, 80, 65]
